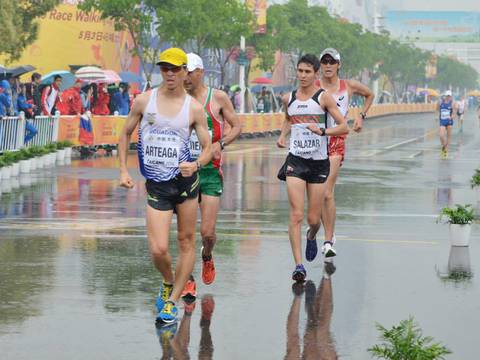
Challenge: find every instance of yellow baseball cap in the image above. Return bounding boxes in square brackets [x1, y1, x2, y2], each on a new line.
[157, 47, 188, 67]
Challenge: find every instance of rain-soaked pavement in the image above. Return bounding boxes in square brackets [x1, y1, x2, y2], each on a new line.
[1, 112, 480, 359]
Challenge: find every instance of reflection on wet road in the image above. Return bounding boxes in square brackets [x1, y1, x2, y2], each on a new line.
[1, 112, 479, 359]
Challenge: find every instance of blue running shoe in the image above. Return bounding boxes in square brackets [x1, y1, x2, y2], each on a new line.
[157, 301, 178, 324]
[156, 282, 173, 312]
[292, 264, 307, 282]
[305, 227, 318, 262]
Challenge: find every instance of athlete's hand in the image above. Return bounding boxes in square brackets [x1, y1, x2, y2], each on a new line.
[277, 135, 287, 148]
[179, 161, 197, 177]
[352, 118, 363, 133]
[306, 123, 321, 135]
[119, 171, 134, 189]
[212, 142, 222, 160]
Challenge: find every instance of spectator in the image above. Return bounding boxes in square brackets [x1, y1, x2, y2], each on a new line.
[25, 72, 43, 116]
[17, 84, 35, 118]
[111, 82, 130, 115]
[81, 84, 93, 111]
[9, 77, 21, 115]
[92, 83, 111, 115]
[58, 79, 83, 115]
[41, 75, 62, 115]
[0, 80, 12, 116]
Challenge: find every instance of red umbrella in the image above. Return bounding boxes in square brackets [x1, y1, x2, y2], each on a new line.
[251, 77, 272, 84]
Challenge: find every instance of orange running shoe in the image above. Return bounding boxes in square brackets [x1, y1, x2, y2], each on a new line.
[201, 247, 216, 285]
[181, 275, 197, 299]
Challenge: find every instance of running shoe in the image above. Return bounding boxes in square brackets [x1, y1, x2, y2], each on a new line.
[305, 227, 318, 262]
[181, 275, 197, 300]
[201, 247, 216, 285]
[322, 241, 337, 258]
[200, 295, 215, 327]
[157, 300, 178, 324]
[304, 280, 316, 310]
[156, 282, 173, 312]
[292, 264, 307, 282]
[156, 321, 178, 347]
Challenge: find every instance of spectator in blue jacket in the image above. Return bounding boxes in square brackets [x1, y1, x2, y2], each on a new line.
[111, 83, 130, 115]
[0, 80, 13, 116]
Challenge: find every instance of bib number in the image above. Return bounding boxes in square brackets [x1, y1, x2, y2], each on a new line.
[190, 129, 213, 159]
[290, 124, 324, 158]
[143, 134, 180, 168]
[440, 109, 451, 120]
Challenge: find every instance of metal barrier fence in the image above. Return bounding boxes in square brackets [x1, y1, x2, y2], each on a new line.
[0, 112, 60, 152]
[27, 112, 59, 147]
[0, 115, 25, 152]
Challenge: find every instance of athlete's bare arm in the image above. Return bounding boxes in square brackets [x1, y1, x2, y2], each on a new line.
[277, 94, 291, 148]
[215, 90, 242, 158]
[347, 79, 374, 132]
[180, 100, 212, 177]
[118, 93, 148, 188]
[308, 93, 349, 136]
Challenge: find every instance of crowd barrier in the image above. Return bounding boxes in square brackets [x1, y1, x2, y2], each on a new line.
[0, 103, 436, 149]
[0, 113, 59, 152]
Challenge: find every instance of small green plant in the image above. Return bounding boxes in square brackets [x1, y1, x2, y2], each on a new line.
[1, 151, 16, 166]
[56, 141, 65, 150]
[438, 204, 474, 225]
[0, 156, 6, 168]
[19, 148, 34, 160]
[62, 140, 73, 148]
[471, 168, 480, 188]
[368, 317, 451, 360]
[46, 143, 57, 153]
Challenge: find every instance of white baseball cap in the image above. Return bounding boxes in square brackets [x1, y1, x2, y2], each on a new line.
[444, 90, 452, 96]
[319, 48, 341, 62]
[187, 53, 204, 72]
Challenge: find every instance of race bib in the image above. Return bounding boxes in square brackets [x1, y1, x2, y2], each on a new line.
[143, 133, 180, 168]
[189, 129, 212, 159]
[440, 109, 451, 120]
[290, 124, 324, 158]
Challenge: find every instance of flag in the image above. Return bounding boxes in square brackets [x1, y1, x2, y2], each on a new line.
[79, 114, 94, 145]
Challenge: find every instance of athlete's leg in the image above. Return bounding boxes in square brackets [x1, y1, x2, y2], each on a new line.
[307, 182, 328, 241]
[170, 198, 198, 302]
[171, 312, 192, 357]
[200, 195, 221, 256]
[321, 156, 342, 241]
[287, 177, 306, 265]
[285, 285, 303, 359]
[147, 206, 174, 284]
[439, 126, 447, 149]
[446, 125, 452, 151]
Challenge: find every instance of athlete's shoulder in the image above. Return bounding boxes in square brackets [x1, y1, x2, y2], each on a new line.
[212, 87, 229, 105]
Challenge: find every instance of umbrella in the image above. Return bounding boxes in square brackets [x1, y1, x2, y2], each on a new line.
[417, 88, 439, 97]
[76, 66, 106, 81]
[230, 84, 240, 92]
[251, 76, 272, 85]
[95, 69, 122, 84]
[120, 71, 143, 84]
[0, 65, 13, 80]
[9, 65, 35, 77]
[41, 70, 76, 91]
[467, 90, 480, 97]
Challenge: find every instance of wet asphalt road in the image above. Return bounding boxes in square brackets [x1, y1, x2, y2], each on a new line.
[1, 111, 479, 359]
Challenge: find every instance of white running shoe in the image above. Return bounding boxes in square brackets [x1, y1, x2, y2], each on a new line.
[322, 242, 337, 258]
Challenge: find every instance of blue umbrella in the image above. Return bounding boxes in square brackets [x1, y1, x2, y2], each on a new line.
[41, 70, 76, 91]
[120, 71, 143, 84]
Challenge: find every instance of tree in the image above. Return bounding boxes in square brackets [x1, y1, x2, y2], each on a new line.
[0, 0, 60, 62]
[155, 0, 253, 85]
[79, 0, 159, 82]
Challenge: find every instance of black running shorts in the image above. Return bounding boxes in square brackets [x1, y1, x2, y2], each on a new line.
[277, 153, 330, 184]
[146, 173, 199, 211]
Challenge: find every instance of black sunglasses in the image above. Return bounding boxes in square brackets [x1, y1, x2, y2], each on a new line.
[321, 58, 339, 65]
[160, 65, 186, 73]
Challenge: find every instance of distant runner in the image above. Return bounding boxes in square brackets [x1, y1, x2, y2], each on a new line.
[438, 90, 456, 158]
[118, 48, 212, 325]
[277, 54, 349, 282]
[456, 95, 466, 130]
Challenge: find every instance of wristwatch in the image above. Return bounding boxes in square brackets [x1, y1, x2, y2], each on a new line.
[320, 127, 326, 136]
[196, 160, 202, 171]
[219, 140, 225, 150]
[360, 111, 367, 120]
